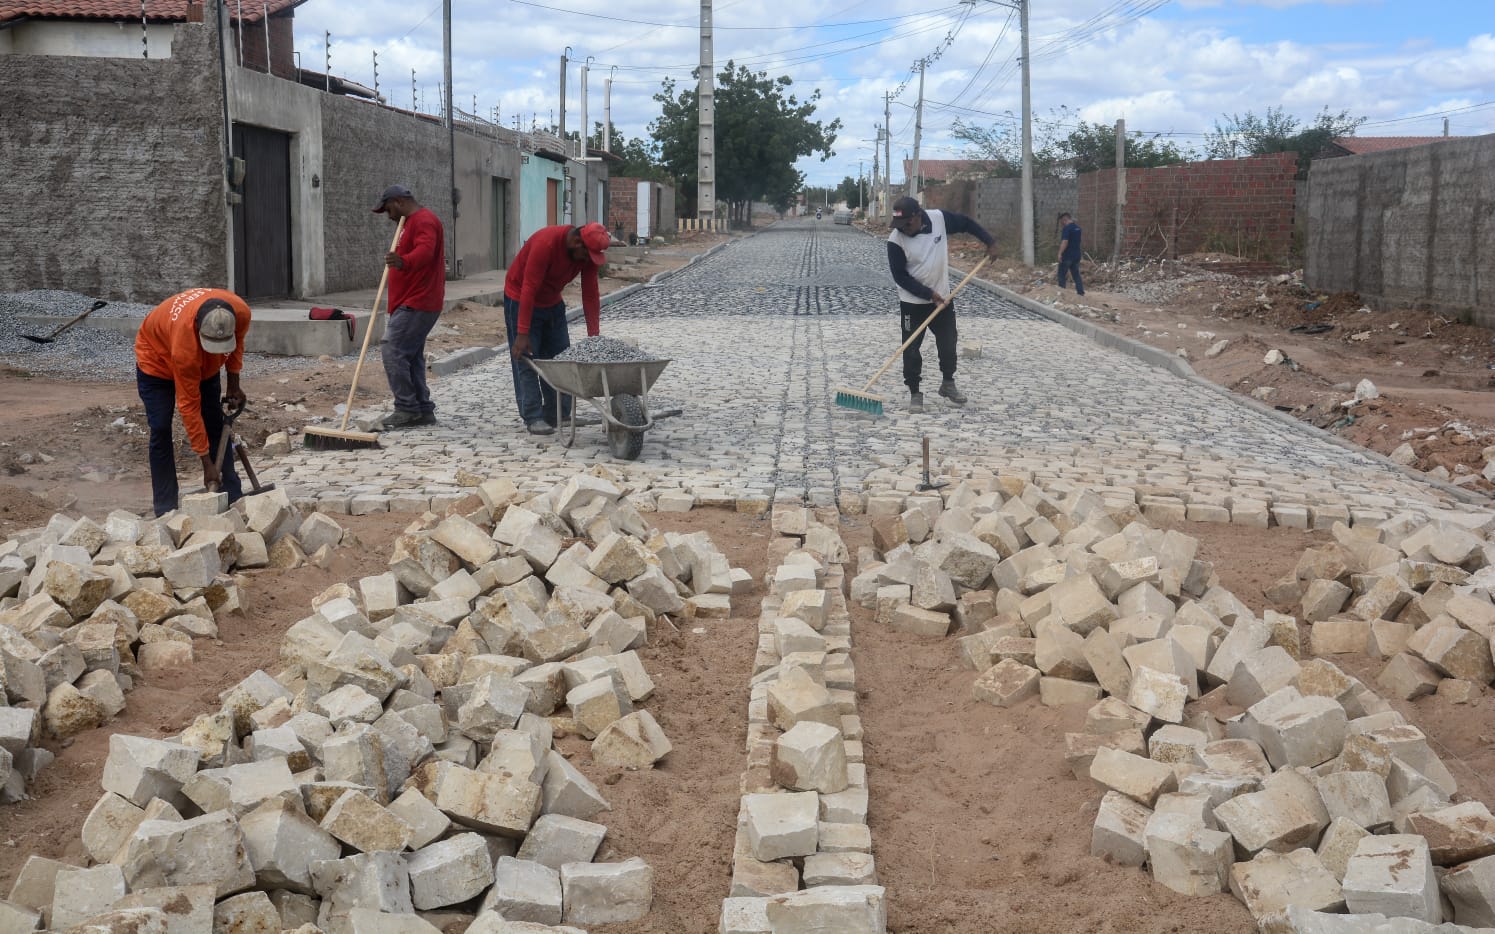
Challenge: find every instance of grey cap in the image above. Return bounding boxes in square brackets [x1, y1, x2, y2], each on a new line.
[372, 184, 414, 213]
[198, 300, 238, 354]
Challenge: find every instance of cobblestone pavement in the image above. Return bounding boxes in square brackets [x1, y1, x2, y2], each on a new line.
[271, 221, 1484, 524]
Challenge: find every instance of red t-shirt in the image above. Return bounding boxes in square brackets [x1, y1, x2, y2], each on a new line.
[388, 207, 446, 313]
[503, 224, 601, 335]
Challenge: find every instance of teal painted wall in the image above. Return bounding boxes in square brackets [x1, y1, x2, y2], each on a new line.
[520, 157, 567, 242]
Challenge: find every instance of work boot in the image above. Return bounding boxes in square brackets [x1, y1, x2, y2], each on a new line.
[908, 391, 924, 414]
[413, 412, 438, 426]
[938, 379, 967, 405]
[381, 410, 420, 429]
[526, 420, 555, 436]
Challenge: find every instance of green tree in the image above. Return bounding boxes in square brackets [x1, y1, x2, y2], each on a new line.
[953, 107, 1191, 177]
[1205, 106, 1364, 174]
[651, 61, 841, 225]
[589, 121, 669, 181]
[834, 175, 861, 206]
[1053, 120, 1191, 174]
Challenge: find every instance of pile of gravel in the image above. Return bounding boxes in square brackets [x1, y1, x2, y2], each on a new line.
[554, 335, 663, 363]
[0, 289, 316, 381]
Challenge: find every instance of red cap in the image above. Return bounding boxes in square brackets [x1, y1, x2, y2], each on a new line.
[579, 222, 610, 265]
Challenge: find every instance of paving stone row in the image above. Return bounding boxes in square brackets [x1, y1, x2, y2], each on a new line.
[269, 222, 1480, 527]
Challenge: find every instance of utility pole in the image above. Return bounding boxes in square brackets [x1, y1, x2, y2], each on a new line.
[604, 66, 616, 152]
[324, 30, 330, 93]
[579, 59, 590, 159]
[372, 50, 378, 99]
[883, 93, 892, 220]
[872, 140, 879, 216]
[1114, 117, 1126, 262]
[558, 48, 569, 141]
[1018, 0, 1034, 265]
[698, 0, 716, 225]
[859, 160, 864, 210]
[909, 58, 925, 199]
[443, 0, 458, 277]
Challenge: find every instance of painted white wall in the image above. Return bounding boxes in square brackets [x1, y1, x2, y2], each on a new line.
[2, 21, 178, 58]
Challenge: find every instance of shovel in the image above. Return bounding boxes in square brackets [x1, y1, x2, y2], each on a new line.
[23, 300, 107, 344]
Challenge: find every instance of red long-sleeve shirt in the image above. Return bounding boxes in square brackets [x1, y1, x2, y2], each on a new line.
[134, 288, 252, 456]
[503, 225, 601, 335]
[388, 207, 446, 313]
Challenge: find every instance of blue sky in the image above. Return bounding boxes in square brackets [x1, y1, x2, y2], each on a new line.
[290, 0, 1495, 188]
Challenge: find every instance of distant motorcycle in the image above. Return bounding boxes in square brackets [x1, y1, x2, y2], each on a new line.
[815, 209, 822, 220]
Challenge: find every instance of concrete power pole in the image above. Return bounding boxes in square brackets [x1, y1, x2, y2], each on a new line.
[558, 49, 568, 142]
[1114, 117, 1126, 262]
[444, 0, 458, 277]
[1018, 0, 1034, 265]
[883, 92, 892, 219]
[909, 59, 925, 199]
[697, 0, 716, 225]
[604, 67, 615, 152]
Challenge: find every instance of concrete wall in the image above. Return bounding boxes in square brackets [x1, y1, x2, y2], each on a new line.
[1080, 153, 1297, 261]
[454, 131, 524, 275]
[519, 156, 567, 242]
[1306, 134, 1494, 326]
[1, 20, 179, 58]
[921, 176, 1077, 256]
[0, 20, 228, 302]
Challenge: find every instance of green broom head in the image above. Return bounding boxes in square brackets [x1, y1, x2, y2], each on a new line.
[834, 388, 885, 416]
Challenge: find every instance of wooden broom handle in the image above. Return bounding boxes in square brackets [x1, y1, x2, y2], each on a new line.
[339, 217, 405, 431]
[861, 255, 990, 392]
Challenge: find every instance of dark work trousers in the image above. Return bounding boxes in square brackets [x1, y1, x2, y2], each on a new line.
[504, 296, 573, 425]
[900, 299, 958, 393]
[381, 306, 440, 416]
[136, 368, 242, 517]
[1058, 257, 1085, 294]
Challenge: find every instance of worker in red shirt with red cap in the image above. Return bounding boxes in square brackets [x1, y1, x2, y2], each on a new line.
[504, 222, 611, 435]
[134, 288, 252, 516]
[373, 183, 446, 429]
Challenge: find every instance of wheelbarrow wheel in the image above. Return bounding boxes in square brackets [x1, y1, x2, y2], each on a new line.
[607, 393, 646, 460]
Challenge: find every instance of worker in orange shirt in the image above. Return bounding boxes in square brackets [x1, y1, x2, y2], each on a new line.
[134, 288, 252, 516]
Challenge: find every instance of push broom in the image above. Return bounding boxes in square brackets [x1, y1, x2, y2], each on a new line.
[835, 255, 990, 416]
[304, 217, 405, 451]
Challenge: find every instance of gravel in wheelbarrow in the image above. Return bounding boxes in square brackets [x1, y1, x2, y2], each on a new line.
[554, 335, 665, 363]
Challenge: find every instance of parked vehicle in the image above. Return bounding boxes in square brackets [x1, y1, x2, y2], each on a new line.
[833, 207, 854, 225]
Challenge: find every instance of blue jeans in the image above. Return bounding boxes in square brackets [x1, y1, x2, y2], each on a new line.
[382, 306, 439, 415]
[136, 368, 242, 517]
[1058, 257, 1084, 294]
[504, 296, 572, 424]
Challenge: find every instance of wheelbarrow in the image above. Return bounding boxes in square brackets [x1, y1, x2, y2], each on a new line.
[525, 356, 673, 460]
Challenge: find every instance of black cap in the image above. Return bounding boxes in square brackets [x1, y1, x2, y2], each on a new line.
[372, 184, 414, 213]
[891, 196, 921, 219]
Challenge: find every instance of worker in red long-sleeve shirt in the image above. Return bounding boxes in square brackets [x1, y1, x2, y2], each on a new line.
[373, 184, 446, 429]
[503, 222, 611, 435]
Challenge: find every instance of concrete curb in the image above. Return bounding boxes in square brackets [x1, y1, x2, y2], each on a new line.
[964, 273, 1489, 508]
[425, 239, 732, 378]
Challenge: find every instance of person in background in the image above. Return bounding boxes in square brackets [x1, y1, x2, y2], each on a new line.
[886, 195, 999, 413]
[504, 222, 612, 435]
[1057, 212, 1085, 296]
[134, 288, 251, 516]
[373, 184, 446, 429]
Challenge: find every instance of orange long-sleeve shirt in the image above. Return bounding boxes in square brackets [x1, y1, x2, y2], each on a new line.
[135, 288, 252, 456]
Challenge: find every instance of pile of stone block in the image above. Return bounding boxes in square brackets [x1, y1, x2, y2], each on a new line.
[1284, 516, 1495, 704]
[720, 504, 887, 934]
[0, 471, 743, 931]
[849, 477, 1495, 930]
[0, 488, 347, 803]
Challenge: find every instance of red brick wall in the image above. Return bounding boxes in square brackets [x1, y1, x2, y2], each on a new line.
[607, 177, 641, 237]
[237, 12, 296, 79]
[1080, 152, 1297, 261]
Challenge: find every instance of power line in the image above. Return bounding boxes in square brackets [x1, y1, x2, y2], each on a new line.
[510, 0, 965, 31]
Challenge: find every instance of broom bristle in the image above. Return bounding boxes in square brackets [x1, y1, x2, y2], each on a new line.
[303, 427, 381, 450]
[834, 387, 885, 416]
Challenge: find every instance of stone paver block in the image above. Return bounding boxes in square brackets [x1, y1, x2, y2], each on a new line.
[480, 857, 562, 925]
[1091, 790, 1152, 867]
[971, 658, 1040, 708]
[1146, 812, 1233, 896]
[101, 735, 199, 808]
[321, 789, 415, 853]
[1254, 693, 1347, 769]
[1315, 816, 1370, 882]
[1376, 652, 1442, 700]
[593, 709, 672, 770]
[540, 749, 610, 821]
[743, 791, 819, 861]
[117, 811, 256, 898]
[1340, 833, 1441, 923]
[762, 885, 886, 933]
[1229, 848, 1345, 922]
[50, 865, 127, 930]
[560, 857, 653, 926]
[1403, 801, 1495, 866]
[1442, 853, 1495, 927]
[406, 832, 495, 909]
[409, 760, 542, 837]
[1089, 746, 1177, 807]
[1126, 665, 1187, 724]
[516, 813, 607, 870]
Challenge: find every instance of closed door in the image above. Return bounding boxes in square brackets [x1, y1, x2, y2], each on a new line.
[231, 124, 292, 299]
[490, 177, 508, 268]
[546, 178, 559, 226]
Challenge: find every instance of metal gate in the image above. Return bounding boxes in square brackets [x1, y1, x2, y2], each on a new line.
[232, 124, 292, 299]
[491, 177, 509, 269]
